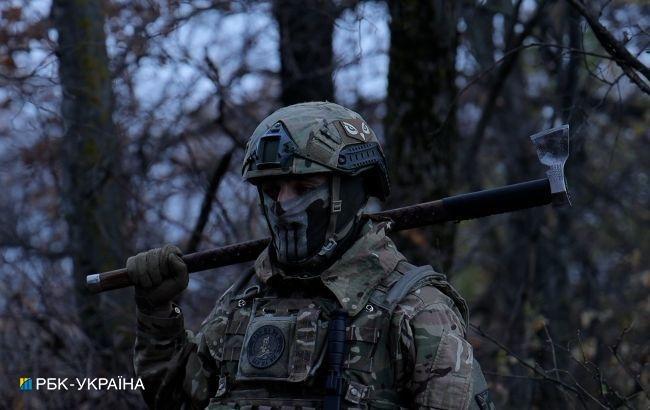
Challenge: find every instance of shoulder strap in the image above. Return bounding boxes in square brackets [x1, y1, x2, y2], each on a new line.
[369, 264, 445, 314]
[201, 267, 257, 327]
[386, 265, 445, 306]
[218, 266, 257, 305]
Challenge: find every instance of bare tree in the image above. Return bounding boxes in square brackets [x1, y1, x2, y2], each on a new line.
[384, 0, 460, 271]
[274, 0, 336, 104]
[0, 1, 647, 408]
[52, 0, 130, 368]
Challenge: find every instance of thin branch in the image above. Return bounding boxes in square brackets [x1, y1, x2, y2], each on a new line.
[450, 42, 614, 125]
[608, 322, 650, 399]
[470, 324, 610, 408]
[463, 1, 548, 189]
[184, 148, 235, 254]
[543, 323, 562, 384]
[566, 0, 650, 94]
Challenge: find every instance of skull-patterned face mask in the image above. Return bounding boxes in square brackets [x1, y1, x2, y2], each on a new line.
[260, 184, 330, 264]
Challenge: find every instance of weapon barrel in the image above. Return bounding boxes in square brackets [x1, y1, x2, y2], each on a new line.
[86, 178, 553, 293]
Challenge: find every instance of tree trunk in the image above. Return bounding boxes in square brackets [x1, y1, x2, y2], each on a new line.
[384, 0, 459, 272]
[52, 0, 129, 368]
[274, 0, 335, 105]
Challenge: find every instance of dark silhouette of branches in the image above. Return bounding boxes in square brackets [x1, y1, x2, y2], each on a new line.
[185, 148, 235, 253]
[464, 0, 548, 189]
[609, 323, 650, 400]
[472, 323, 609, 409]
[1, 1, 647, 408]
[566, 0, 650, 94]
[472, 321, 648, 409]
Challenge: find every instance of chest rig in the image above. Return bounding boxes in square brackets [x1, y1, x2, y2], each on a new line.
[201, 264, 450, 410]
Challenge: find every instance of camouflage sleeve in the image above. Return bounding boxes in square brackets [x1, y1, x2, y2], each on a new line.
[394, 285, 476, 410]
[134, 304, 217, 409]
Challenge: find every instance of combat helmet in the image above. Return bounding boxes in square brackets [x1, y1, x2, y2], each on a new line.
[243, 102, 390, 269]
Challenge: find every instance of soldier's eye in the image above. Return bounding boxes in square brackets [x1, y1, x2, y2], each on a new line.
[295, 185, 312, 195]
[261, 184, 280, 200]
[295, 181, 323, 195]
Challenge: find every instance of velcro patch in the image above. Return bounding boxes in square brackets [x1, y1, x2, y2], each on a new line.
[336, 119, 372, 142]
[344, 380, 369, 404]
[475, 389, 495, 410]
[247, 325, 285, 369]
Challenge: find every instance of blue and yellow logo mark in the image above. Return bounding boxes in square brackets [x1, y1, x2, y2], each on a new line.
[20, 377, 32, 391]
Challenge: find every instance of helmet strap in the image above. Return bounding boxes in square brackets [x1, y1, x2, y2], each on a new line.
[318, 175, 348, 258]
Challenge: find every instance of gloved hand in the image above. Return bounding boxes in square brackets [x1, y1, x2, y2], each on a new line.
[126, 244, 188, 312]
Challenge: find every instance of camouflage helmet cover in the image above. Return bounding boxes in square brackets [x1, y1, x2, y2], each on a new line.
[242, 101, 390, 200]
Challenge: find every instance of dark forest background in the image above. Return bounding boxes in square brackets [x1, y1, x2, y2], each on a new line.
[0, 0, 648, 408]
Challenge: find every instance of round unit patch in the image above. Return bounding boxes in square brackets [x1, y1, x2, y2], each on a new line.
[247, 325, 285, 369]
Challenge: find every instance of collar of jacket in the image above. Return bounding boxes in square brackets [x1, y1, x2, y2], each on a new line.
[254, 221, 406, 316]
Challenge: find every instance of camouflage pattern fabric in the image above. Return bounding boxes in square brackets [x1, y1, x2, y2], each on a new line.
[134, 221, 489, 409]
[242, 101, 390, 200]
[243, 102, 384, 179]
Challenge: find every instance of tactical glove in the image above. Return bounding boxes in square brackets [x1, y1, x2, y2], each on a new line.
[126, 244, 188, 312]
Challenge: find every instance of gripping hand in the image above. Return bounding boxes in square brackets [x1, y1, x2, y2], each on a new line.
[126, 244, 188, 311]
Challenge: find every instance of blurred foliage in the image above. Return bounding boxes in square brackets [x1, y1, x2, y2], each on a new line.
[0, 0, 647, 408]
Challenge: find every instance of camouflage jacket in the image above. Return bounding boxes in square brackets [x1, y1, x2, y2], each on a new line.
[134, 222, 492, 409]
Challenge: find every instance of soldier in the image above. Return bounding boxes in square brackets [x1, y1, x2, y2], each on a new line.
[130, 102, 493, 409]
